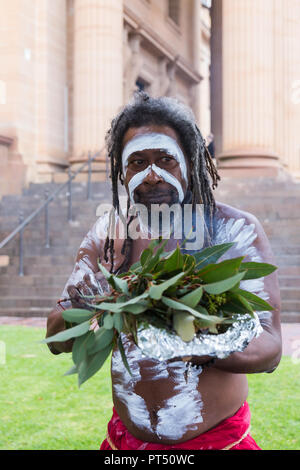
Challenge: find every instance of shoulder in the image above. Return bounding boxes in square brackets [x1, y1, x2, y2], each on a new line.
[216, 201, 259, 226]
[215, 200, 274, 263]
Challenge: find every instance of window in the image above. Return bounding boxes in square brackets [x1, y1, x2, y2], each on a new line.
[168, 0, 180, 26]
[135, 77, 150, 92]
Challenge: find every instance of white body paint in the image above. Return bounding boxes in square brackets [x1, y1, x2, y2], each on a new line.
[122, 133, 187, 204]
[112, 335, 203, 441]
[111, 214, 271, 440]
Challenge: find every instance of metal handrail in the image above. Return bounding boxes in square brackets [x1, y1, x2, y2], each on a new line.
[0, 149, 105, 275]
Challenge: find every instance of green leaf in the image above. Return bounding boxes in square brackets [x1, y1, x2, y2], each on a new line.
[78, 343, 113, 387]
[140, 248, 152, 266]
[197, 257, 245, 283]
[87, 302, 122, 313]
[112, 275, 129, 294]
[194, 243, 235, 268]
[149, 272, 185, 300]
[122, 303, 148, 315]
[103, 313, 114, 329]
[239, 262, 277, 280]
[72, 331, 95, 364]
[63, 364, 78, 376]
[161, 296, 221, 324]
[42, 320, 91, 344]
[234, 288, 274, 311]
[130, 260, 142, 271]
[118, 334, 133, 376]
[222, 292, 254, 314]
[173, 312, 195, 342]
[141, 239, 168, 273]
[113, 312, 124, 333]
[179, 286, 203, 308]
[62, 308, 95, 323]
[87, 327, 114, 355]
[203, 271, 246, 295]
[164, 245, 184, 272]
[97, 262, 112, 280]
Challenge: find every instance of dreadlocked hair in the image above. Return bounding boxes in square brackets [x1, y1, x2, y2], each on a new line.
[104, 91, 221, 274]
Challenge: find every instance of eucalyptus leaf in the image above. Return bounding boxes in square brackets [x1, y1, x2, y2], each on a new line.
[112, 275, 129, 294]
[63, 364, 78, 376]
[72, 331, 95, 365]
[173, 312, 196, 342]
[239, 262, 277, 280]
[103, 313, 114, 329]
[164, 245, 184, 272]
[234, 288, 274, 311]
[149, 272, 185, 300]
[87, 327, 114, 355]
[203, 271, 246, 295]
[42, 320, 91, 344]
[197, 257, 245, 283]
[78, 343, 113, 387]
[161, 296, 220, 323]
[62, 308, 95, 323]
[179, 286, 203, 308]
[113, 312, 124, 333]
[194, 242, 235, 268]
[118, 334, 133, 377]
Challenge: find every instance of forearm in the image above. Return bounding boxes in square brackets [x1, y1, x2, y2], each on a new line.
[213, 329, 282, 374]
[46, 301, 74, 354]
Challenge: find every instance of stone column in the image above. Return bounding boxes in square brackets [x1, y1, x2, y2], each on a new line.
[123, 32, 143, 103]
[35, 0, 68, 177]
[211, 0, 280, 176]
[274, 0, 300, 177]
[72, 0, 123, 163]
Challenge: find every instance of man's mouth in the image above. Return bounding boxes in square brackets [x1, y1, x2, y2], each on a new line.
[135, 190, 177, 204]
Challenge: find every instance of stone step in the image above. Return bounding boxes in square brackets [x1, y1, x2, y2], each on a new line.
[280, 287, 300, 300]
[280, 312, 300, 323]
[273, 255, 300, 267]
[281, 300, 300, 312]
[15, 264, 72, 276]
[277, 266, 300, 276]
[272, 246, 300, 255]
[0, 273, 69, 287]
[2, 254, 76, 266]
[0, 297, 58, 309]
[278, 276, 300, 287]
[0, 307, 52, 317]
[0, 286, 63, 298]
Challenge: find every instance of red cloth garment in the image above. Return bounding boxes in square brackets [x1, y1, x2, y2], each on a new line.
[100, 401, 261, 450]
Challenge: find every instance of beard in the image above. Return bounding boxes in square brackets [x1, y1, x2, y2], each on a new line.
[134, 187, 180, 208]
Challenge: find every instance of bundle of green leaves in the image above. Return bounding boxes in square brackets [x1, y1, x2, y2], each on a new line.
[43, 240, 276, 386]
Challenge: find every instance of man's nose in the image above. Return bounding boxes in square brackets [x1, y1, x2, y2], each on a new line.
[143, 166, 163, 185]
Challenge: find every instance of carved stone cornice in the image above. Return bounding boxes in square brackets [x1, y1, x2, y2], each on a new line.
[123, 5, 202, 84]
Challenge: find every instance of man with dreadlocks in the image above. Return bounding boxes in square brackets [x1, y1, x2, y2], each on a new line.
[46, 92, 282, 450]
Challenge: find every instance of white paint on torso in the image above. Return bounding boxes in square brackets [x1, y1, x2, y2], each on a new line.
[112, 336, 203, 441]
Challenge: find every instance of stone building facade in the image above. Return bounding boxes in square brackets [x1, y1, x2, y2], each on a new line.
[0, 0, 299, 198]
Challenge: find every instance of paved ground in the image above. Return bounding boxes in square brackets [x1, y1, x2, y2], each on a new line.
[0, 316, 299, 357]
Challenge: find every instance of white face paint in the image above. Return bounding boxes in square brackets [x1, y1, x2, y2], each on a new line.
[122, 133, 187, 204]
[128, 164, 185, 204]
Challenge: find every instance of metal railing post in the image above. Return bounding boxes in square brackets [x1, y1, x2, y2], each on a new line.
[68, 168, 72, 222]
[87, 151, 92, 200]
[19, 210, 24, 276]
[44, 188, 50, 248]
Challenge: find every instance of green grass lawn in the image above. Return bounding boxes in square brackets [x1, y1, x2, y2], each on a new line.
[0, 325, 299, 450]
